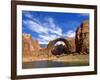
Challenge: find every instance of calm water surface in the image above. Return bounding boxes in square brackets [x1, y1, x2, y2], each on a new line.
[22, 60, 89, 69]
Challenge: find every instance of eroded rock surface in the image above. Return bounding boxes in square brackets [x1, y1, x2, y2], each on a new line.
[22, 33, 40, 56]
[75, 20, 89, 54]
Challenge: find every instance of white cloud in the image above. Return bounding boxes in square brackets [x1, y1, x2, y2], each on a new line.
[65, 30, 75, 38]
[48, 27, 62, 36]
[44, 17, 63, 36]
[23, 15, 75, 44]
[39, 35, 52, 41]
[23, 20, 48, 34]
[23, 16, 63, 35]
[23, 11, 33, 19]
[23, 16, 63, 43]
[38, 34, 59, 44]
[37, 38, 49, 44]
[38, 30, 75, 44]
[39, 41, 48, 44]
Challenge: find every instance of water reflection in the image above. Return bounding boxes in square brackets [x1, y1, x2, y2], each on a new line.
[22, 60, 89, 69]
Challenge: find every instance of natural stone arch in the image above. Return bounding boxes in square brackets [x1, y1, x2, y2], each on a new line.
[47, 38, 71, 55]
[54, 41, 66, 46]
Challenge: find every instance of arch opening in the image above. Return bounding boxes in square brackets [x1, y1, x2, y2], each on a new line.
[47, 38, 71, 56]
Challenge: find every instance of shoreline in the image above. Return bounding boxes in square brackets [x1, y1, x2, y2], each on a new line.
[23, 54, 89, 63]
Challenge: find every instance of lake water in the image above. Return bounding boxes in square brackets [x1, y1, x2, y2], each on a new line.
[22, 60, 89, 69]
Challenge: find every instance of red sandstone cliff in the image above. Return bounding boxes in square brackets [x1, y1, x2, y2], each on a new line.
[22, 33, 40, 56]
[75, 20, 89, 54]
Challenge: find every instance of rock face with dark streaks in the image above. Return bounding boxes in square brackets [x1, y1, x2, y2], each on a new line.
[75, 20, 89, 54]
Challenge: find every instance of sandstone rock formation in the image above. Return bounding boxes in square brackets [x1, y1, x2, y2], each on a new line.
[51, 44, 68, 55]
[66, 38, 75, 53]
[75, 20, 89, 54]
[47, 38, 71, 55]
[22, 33, 40, 56]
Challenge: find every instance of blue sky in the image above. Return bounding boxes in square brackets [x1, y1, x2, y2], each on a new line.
[22, 11, 89, 44]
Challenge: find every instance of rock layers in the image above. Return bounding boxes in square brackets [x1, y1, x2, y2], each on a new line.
[22, 34, 40, 56]
[75, 20, 89, 54]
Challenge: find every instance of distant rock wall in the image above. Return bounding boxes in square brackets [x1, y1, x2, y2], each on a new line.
[22, 34, 40, 56]
[75, 20, 89, 54]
